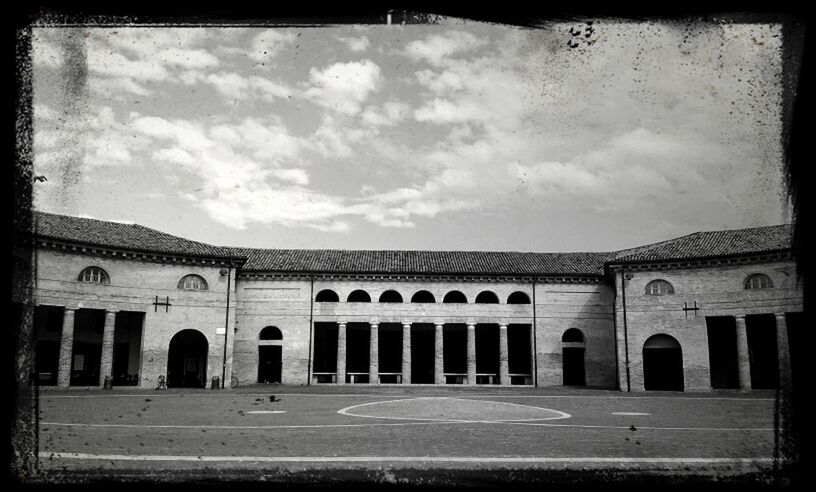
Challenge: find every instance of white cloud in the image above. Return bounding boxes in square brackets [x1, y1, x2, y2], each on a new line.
[249, 29, 298, 63]
[303, 59, 382, 115]
[404, 31, 488, 66]
[361, 101, 410, 127]
[338, 35, 370, 52]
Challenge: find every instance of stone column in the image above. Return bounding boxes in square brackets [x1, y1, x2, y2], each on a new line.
[434, 323, 444, 385]
[530, 322, 537, 386]
[499, 324, 510, 386]
[57, 308, 76, 388]
[402, 323, 411, 384]
[99, 310, 117, 387]
[467, 323, 477, 385]
[735, 315, 752, 391]
[336, 322, 347, 385]
[369, 323, 379, 385]
[775, 313, 791, 389]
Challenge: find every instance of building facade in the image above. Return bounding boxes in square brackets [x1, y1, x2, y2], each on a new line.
[15, 212, 802, 392]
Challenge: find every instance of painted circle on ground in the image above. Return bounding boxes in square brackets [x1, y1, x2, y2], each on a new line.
[338, 397, 571, 422]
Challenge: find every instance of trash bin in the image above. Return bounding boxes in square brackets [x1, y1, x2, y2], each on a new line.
[211, 376, 220, 389]
[103, 375, 113, 390]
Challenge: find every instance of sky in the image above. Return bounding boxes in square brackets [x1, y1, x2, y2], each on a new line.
[28, 18, 790, 253]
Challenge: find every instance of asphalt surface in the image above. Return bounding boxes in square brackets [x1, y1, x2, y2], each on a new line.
[32, 384, 790, 483]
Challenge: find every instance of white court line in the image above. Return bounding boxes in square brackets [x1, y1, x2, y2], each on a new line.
[38, 452, 775, 464]
[40, 421, 773, 432]
[246, 411, 286, 414]
[337, 397, 572, 422]
[612, 412, 651, 416]
[39, 393, 775, 401]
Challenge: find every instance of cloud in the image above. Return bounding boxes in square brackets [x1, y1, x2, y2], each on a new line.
[338, 35, 370, 52]
[361, 101, 411, 127]
[303, 59, 382, 115]
[204, 72, 294, 101]
[404, 30, 488, 66]
[249, 29, 298, 63]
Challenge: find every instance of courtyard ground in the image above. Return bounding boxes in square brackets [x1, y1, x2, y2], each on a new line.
[31, 384, 792, 485]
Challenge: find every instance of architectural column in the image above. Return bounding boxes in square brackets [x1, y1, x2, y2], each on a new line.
[402, 323, 411, 384]
[99, 310, 117, 387]
[57, 308, 76, 388]
[434, 323, 444, 385]
[530, 322, 537, 386]
[735, 315, 752, 391]
[466, 323, 476, 385]
[499, 324, 509, 386]
[775, 313, 791, 390]
[369, 322, 379, 385]
[336, 322, 347, 385]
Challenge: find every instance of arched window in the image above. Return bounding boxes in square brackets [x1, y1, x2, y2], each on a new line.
[347, 290, 371, 302]
[315, 289, 339, 302]
[562, 328, 585, 343]
[507, 291, 531, 304]
[744, 273, 773, 290]
[379, 290, 403, 303]
[475, 291, 499, 304]
[411, 290, 435, 303]
[259, 326, 283, 340]
[443, 291, 468, 303]
[177, 274, 208, 291]
[645, 279, 674, 296]
[78, 266, 110, 284]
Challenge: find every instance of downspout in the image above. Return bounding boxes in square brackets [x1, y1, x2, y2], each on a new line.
[221, 261, 232, 389]
[611, 267, 621, 391]
[620, 266, 631, 392]
[307, 275, 314, 386]
[532, 276, 538, 387]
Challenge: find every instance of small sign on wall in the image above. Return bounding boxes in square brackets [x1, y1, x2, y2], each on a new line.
[216, 328, 226, 335]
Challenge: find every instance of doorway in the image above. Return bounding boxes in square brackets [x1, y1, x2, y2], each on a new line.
[258, 345, 282, 383]
[643, 334, 684, 391]
[167, 329, 208, 388]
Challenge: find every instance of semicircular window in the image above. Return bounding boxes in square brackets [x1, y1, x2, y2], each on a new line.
[507, 291, 531, 304]
[474, 291, 500, 304]
[443, 291, 467, 303]
[347, 290, 372, 302]
[259, 326, 283, 341]
[315, 289, 339, 302]
[78, 266, 110, 285]
[379, 290, 403, 303]
[178, 274, 208, 291]
[645, 279, 674, 296]
[744, 273, 773, 290]
[411, 290, 435, 303]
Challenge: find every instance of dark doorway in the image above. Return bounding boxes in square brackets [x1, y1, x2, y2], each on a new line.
[643, 334, 684, 391]
[378, 324, 402, 374]
[443, 324, 467, 375]
[312, 323, 338, 374]
[746, 314, 779, 389]
[705, 316, 739, 389]
[411, 324, 435, 384]
[476, 324, 499, 384]
[508, 324, 532, 374]
[258, 345, 282, 383]
[562, 329, 586, 386]
[112, 312, 144, 386]
[167, 329, 208, 388]
[346, 323, 370, 376]
[71, 309, 106, 386]
[34, 306, 63, 386]
[786, 312, 803, 388]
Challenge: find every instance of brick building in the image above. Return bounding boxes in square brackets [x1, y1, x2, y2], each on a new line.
[16, 211, 802, 392]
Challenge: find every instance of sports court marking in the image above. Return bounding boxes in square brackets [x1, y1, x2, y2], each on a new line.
[39, 393, 775, 401]
[38, 452, 775, 465]
[337, 397, 572, 422]
[246, 411, 286, 414]
[612, 412, 651, 416]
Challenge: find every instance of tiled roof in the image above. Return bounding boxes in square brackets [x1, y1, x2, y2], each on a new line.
[227, 248, 614, 276]
[30, 211, 240, 259]
[612, 224, 793, 263]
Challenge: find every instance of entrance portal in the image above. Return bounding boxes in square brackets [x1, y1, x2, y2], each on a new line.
[705, 316, 739, 389]
[411, 324, 435, 384]
[167, 329, 208, 388]
[643, 334, 684, 391]
[746, 314, 779, 389]
[562, 328, 586, 386]
[258, 345, 282, 383]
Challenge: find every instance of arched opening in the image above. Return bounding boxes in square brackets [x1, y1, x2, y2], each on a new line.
[411, 290, 435, 303]
[744, 273, 773, 290]
[643, 334, 684, 391]
[260, 326, 283, 340]
[177, 274, 208, 291]
[475, 291, 499, 304]
[167, 329, 208, 388]
[347, 290, 371, 302]
[315, 289, 339, 302]
[562, 329, 586, 386]
[258, 326, 282, 384]
[443, 291, 467, 303]
[507, 291, 531, 304]
[379, 290, 403, 303]
[645, 279, 674, 296]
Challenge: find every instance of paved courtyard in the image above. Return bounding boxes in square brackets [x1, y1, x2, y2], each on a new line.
[33, 385, 790, 483]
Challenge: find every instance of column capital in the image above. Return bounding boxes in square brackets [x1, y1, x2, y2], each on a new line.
[775, 312, 787, 320]
[337, 321, 347, 327]
[370, 322, 379, 328]
[466, 323, 476, 329]
[105, 309, 118, 315]
[498, 323, 508, 329]
[734, 314, 746, 321]
[63, 307, 77, 313]
[434, 323, 444, 329]
[402, 322, 412, 328]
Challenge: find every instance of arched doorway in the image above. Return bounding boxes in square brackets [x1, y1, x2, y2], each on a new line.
[643, 334, 684, 391]
[258, 326, 283, 384]
[167, 329, 208, 388]
[562, 328, 586, 386]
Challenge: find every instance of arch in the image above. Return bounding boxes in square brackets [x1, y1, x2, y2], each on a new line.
[411, 290, 436, 303]
[315, 289, 339, 302]
[507, 291, 531, 304]
[474, 291, 500, 304]
[78, 266, 110, 284]
[642, 334, 684, 391]
[562, 328, 585, 343]
[347, 290, 371, 302]
[562, 329, 586, 386]
[177, 274, 208, 291]
[379, 290, 403, 303]
[443, 291, 468, 303]
[167, 329, 208, 388]
[645, 279, 674, 296]
[744, 273, 773, 290]
[259, 326, 283, 341]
